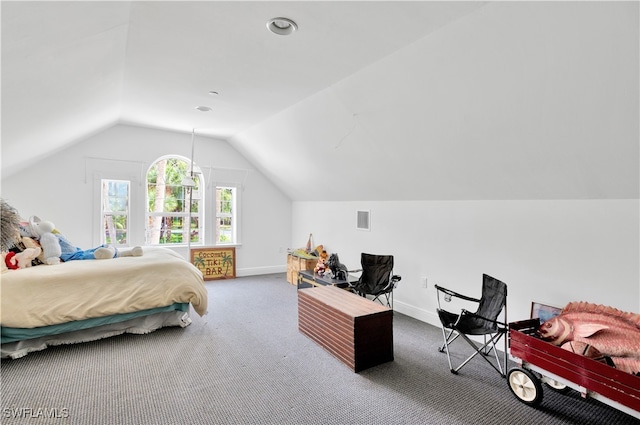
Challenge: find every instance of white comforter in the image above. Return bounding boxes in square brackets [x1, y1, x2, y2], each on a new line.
[1, 247, 208, 329]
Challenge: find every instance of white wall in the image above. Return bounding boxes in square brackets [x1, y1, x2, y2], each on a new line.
[1, 124, 292, 275]
[262, 1, 640, 324]
[293, 199, 639, 325]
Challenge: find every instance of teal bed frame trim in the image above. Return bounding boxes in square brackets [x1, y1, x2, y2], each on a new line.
[1, 303, 189, 344]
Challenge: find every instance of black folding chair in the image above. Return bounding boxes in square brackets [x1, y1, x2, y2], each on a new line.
[349, 253, 401, 308]
[435, 274, 508, 376]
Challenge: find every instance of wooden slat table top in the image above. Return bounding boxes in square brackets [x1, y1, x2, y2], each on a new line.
[298, 286, 390, 317]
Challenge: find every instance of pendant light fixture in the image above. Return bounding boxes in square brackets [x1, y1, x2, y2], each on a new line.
[181, 129, 197, 188]
[182, 128, 196, 255]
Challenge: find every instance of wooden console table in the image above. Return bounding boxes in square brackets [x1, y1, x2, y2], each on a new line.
[298, 285, 393, 372]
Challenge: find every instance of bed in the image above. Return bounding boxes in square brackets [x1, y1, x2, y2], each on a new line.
[1, 246, 208, 359]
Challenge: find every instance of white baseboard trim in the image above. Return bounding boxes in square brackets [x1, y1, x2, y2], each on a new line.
[393, 300, 441, 328]
[236, 265, 286, 277]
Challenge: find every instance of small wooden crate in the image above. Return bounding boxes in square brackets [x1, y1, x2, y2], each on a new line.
[287, 254, 317, 285]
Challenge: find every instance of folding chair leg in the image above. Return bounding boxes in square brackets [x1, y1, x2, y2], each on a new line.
[502, 330, 508, 374]
[371, 292, 393, 309]
[438, 328, 460, 353]
[455, 333, 506, 377]
[438, 327, 462, 373]
[438, 328, 506, 377]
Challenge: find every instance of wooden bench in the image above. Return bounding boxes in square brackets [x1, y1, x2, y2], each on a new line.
[298, 286, 393, 372]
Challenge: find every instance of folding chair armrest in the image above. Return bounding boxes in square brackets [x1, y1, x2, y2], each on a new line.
[435, 285, 480, 303]
[344, 269, 361, 288]
[381, 275, 400, 290]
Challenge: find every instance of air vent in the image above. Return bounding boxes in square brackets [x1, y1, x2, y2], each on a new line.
[356, 210, 370, 231]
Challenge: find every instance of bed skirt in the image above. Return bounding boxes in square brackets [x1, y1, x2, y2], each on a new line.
[1, 309, 192, 359]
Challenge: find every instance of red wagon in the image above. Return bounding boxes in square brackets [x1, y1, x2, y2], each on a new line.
[508, 319, 640, 420]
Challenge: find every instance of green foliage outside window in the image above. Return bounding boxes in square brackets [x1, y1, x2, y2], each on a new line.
[216, 187, 234, 243]
[102, 180, 129, 246]
[146, 157, 201, 245]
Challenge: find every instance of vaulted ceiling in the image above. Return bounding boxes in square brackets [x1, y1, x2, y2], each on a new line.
[2, 1, 638, 201]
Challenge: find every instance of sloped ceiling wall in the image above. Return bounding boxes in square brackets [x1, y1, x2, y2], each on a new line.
[1, 1, 487, 180]
[1, 1, 129, 173]
[230, 1, 639, 201]
[2, 2, 637, 202]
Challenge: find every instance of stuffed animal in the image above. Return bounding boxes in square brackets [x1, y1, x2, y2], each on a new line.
[5, 247, 42, 269]
[19, 236, 45, 265]
[328, 253, 349, 281]
[314, 250, 329, 275]
[7, 234, 45, 267]
[25, 216, 142, 263]
[26, 217, 61, 265]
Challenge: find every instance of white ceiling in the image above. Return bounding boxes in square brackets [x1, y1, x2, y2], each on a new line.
[1, 0, 486, 178]
[2, 1, 638, 201]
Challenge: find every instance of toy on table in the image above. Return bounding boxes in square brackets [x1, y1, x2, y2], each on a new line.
[328, 253, 349, 281]
[314, 250, 329, 276]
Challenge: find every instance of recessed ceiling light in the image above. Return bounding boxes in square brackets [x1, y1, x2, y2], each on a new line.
[267, 17, 298, 36]
[208, 91, 219, 96]
[195, 106, 212, 112]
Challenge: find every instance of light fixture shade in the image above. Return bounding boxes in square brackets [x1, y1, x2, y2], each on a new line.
[181, 176, 196, 188]
[267, 17, 298, 35]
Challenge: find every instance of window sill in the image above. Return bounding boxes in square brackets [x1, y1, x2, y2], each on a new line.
[212, 243, 242, 248]
[148, 243, 242, 248]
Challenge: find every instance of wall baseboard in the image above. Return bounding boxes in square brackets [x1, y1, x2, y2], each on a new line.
[394, 300, 440, 328]
[237, 266, 286, 277]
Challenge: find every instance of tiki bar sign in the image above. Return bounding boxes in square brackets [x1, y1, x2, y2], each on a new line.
[190, 247, 236, 280]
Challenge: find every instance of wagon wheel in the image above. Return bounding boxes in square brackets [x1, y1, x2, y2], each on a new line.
[544, 378, 570, 393]
[507, 367, 543, 407]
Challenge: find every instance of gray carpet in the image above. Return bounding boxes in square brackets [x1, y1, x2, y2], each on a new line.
[1, 274, 638, 425]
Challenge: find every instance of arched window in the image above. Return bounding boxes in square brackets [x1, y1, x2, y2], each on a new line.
[145, 156, 203, 246]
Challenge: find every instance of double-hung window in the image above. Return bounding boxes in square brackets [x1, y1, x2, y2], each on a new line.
[215, 186, 236, 244]
[145, 156, 203, 246]
[101, 179, 130, 247]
